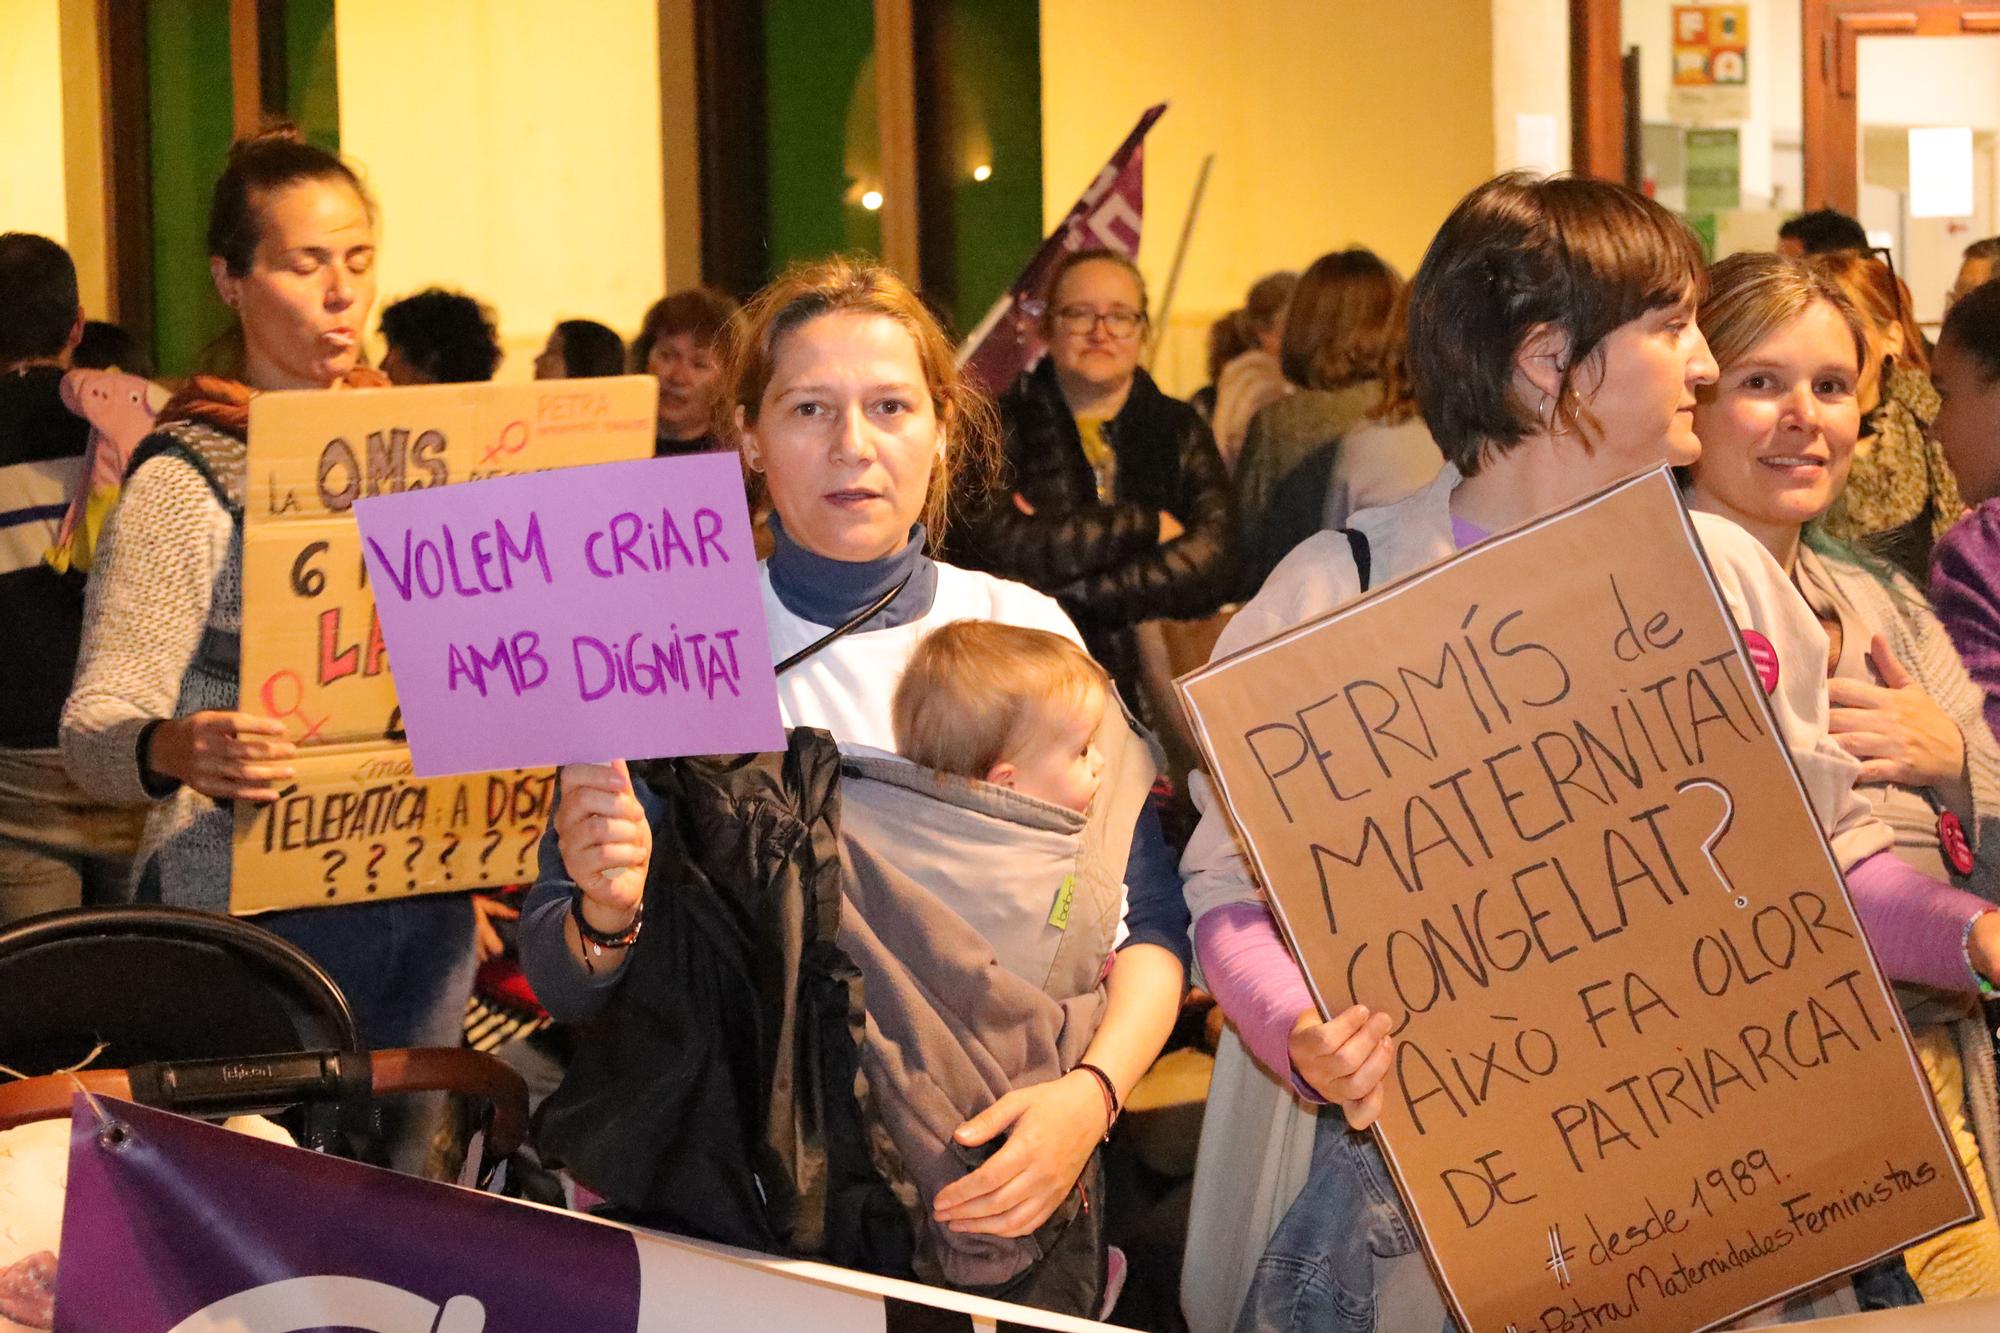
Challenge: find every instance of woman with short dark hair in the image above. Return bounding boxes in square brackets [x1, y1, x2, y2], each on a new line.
[1181, 172, 2000, 1331]
[378, 286, 501, 384]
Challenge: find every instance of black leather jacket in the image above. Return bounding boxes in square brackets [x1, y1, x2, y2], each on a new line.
[946, 359, 1237, 714]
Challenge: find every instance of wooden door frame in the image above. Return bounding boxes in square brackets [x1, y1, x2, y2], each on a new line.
[1572, 0, 1628, 182]
[1804, 0, 2000, 213]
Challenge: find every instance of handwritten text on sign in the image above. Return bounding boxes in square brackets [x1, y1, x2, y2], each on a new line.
[355, 452, 783, 777]
[232, 749, 555, 912]
[1177, 471, 1970, 1333]
[232, 379, 654, 911]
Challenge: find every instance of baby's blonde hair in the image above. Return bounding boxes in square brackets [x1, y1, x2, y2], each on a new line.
[893, 621, 1109, 779]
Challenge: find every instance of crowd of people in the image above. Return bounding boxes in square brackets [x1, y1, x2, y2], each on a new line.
[12, 120, 2000, 1329]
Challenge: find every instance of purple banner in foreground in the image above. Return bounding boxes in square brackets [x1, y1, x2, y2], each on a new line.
[354, 452, 783, 776]
[51, 1097, 1124, 1332]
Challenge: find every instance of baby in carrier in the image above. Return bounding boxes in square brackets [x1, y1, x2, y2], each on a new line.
[888, 620, 1130, 971]
[833, 620, 1152, 1309]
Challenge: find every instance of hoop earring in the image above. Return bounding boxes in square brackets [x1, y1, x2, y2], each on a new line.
[1537, 390, 1571, 438]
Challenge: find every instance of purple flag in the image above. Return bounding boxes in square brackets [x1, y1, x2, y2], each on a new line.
[56, 1097, 638, 1331]
[50, 1097, 1126, 1331]
[958, 105, 1167, 397]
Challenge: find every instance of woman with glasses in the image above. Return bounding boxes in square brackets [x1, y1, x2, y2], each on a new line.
[947, 248, 1237, 729]
[1815, 250, 1965, 582]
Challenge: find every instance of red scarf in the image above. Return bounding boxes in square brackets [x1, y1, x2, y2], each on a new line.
[159, 367, 391, 441]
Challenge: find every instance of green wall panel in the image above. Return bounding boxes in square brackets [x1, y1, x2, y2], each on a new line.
[939, 0, 1041, 335]
[285, 0, 341, 152]
[763, 0, 880, 276]
[146, 0, 235, 378]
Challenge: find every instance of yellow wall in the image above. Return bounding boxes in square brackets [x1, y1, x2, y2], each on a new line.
[1492, 0, 1571, 178]
[335, 0, 667, 381]
[1040, 0, 1496, 393]
[58, 0, 109, 318]
[0, 0, 70, 250]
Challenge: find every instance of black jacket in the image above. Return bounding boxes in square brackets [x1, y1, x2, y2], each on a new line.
[946, 359, 1237, 715]
[534, 733, 912, 1275]
[0, 366, 89, 749]
[530, 732, 1106, 1313]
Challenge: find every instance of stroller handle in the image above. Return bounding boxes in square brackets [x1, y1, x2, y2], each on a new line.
[0, 1047, 529, 1162]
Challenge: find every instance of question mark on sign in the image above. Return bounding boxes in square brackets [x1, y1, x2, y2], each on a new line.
[364, 843, 386, 893]
[439, 830, 461, 882]
[402, 835, 426, 890]
[1675, 777, 1745, 908]
[320, 848, 348, 898]
[516, 822, 543, 867]
[479, 828, 504, 870]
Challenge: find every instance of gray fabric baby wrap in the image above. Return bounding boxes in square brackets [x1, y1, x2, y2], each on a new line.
[834, 702, 1159, 1291]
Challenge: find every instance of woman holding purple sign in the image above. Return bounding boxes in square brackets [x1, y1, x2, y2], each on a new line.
[59, 128, 476, 1174]
[517, 257, 1189, 1315]
[1178, 174, 2000, 1331]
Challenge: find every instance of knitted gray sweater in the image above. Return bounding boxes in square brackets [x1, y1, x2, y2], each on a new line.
[61, 420, 243, 911]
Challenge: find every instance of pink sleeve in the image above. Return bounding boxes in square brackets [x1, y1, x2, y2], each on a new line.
[1847, 851, 1992, 992]
[1194, 902, 1328, 1103]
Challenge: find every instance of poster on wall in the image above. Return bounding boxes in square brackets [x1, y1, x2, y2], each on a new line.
[229, 377, 655, 913]
[1176, 470, 1973, 1332]
[1670, 4, 1750, 124]
[1685, 128, 1743, 213]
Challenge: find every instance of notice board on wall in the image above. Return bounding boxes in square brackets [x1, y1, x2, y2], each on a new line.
[1177, 469, 1973, 1332]
[229, 377, 655, 912]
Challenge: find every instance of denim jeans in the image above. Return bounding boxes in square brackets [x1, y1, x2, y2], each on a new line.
[1236, 1109, 1456, 1333]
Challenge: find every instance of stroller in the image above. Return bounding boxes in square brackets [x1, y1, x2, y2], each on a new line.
[0, 904, 528, 1173]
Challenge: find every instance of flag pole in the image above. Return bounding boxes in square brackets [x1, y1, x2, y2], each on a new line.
[1147, 151, 1215, 369]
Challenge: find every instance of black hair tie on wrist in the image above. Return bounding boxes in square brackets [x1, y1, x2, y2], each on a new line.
[1072, 1061, 1120, 1142]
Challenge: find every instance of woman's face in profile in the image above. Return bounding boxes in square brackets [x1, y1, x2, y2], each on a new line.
[1572, 290, 1716, 472]
[214, 178, 377, 392]
[534, 329, 567, 380]
[746, 310, 939, 564]
[1933, 337, 2000, 506]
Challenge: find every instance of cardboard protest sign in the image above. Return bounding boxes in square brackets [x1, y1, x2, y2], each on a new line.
[231, 378, 654, 912]
[352, 453, 782, 777]
[55, 1097, 1129, 1332]
[1176, 470, 1973, 1333]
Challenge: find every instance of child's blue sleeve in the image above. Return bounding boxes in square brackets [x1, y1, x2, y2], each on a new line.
[1117, 804, 1193, 971]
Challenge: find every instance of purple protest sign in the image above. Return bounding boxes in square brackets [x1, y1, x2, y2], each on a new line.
[352, 452, 784, 777]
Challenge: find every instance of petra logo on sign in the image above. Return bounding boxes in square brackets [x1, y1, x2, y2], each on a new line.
[167, 1276, 484, 1333]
